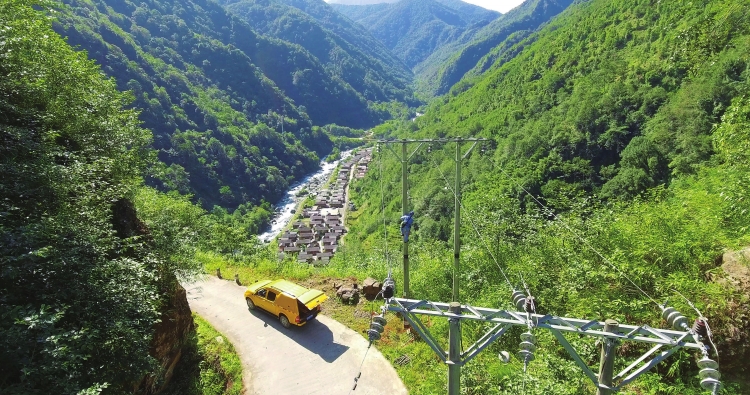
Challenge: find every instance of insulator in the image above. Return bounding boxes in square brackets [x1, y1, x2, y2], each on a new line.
[524, 296, 538, 314]
[662, 306, 689, 330]
[511, 290, 526, 311]
[693, 318, 709, 339]
[372, 315, 387, 326]
[369, 322, 385, 334]
[519, 340, 536, 352]
[367, 329, 381, 342]
[518, 331, 535, 364]
[700, 377, 722, 392]
[518, 349, 535, 363]
[382, 277, 395, 299]
[520, 332, 536, 343]
[697, 357, 719, 370]
[427, 144, 432, 153]
[699, 367, 721, 380]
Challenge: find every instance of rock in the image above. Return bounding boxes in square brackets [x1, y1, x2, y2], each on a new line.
[711, 247, 750, 375]
[362, 277, 382, 300]
[337, 286, 360, 305]
[135, 281, 194, 394]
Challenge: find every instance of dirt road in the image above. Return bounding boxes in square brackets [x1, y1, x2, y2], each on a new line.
[185, 277, 408, 395]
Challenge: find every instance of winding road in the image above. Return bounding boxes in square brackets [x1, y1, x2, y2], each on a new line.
[185, 277, 408, 395]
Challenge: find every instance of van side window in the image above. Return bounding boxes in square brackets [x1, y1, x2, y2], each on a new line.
[257, 289, 267, 298]
[267, 291, 277, 302]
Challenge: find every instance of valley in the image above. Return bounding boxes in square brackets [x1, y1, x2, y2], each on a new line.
[2, 0, 749, 394]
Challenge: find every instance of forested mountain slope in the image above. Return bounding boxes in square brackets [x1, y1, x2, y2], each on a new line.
[414, 0, 749, 205]
[343, 0, 750, 392]
[53, 0, 381, 210]
[415, 0, 574, 97]
[217, 0, 414, 105]
[1, 1, 200, 392]
[331, 0, 499, 68]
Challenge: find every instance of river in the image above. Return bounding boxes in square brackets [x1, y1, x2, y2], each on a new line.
[258, 149, 353, 243]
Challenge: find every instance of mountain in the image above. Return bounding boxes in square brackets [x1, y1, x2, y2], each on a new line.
[414, 0, 749, 209]
[331, 0, 500, 68]
[347, 0, 749, 391]
[217, 0, 414, 105]
[415, 0, 574, 97]
[53, 0, 386, 210]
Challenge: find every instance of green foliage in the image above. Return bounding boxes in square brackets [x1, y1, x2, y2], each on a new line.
[416, 0, 574, 98]
[413, 0, 750, 205]
[54, 0, 391, 210]
[336, 0, 750, 393]
[217, 0, 414, 105]
[162, 315, 243, 395]
[332, 0, 500, 68]
[0, 1, 175, 392]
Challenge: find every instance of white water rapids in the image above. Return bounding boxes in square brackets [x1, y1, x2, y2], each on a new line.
[258, 149, 353, 243]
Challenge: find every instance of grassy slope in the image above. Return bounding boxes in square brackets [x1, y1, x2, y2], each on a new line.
[163, 315, 244, 395]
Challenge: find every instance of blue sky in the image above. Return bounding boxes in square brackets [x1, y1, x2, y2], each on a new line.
[463, 0, 526, 13]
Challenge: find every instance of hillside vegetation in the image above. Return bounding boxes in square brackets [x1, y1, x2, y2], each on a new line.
[334, 0, 750, 392]
[4, 0, 750, 393]
[332, 0, 499, 68]
[53, 0, 389, 211]
[218, 0, 415, 104]
[0, 1, 202, 392]
[415, 0, 574, 97]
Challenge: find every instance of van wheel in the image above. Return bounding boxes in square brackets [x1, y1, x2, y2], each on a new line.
[279, 314, 291, 328]
[246, 298, 255, 310]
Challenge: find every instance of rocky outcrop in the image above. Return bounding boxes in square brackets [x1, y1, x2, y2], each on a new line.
[335, 282, 361, 304]
[111, 198, 195, 394]
[136, 282, 194, 394]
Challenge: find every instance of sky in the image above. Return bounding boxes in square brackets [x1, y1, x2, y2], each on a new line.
[325, 0, 526, 14]
[461, 0, 525, 13]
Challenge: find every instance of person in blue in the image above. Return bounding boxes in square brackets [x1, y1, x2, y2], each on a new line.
[400, 211, 414, 242]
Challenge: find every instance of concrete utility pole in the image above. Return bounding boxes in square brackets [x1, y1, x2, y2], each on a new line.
[378, 138, 486, 299]
[597, 319, 619, 395]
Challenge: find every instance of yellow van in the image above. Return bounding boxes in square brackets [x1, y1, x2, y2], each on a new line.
[244, 279, 328, 328]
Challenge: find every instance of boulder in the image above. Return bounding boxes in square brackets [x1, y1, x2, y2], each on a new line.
[362, 277, 382, 300]
[337, 285, 360, 305]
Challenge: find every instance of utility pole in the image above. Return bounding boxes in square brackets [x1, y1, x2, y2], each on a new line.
[378, 138, 486, 299]
[597, 319, 619, 395]
[402, 142, 409, 298]
[451, 139, 480, 302]
[371, 140, 721, 395]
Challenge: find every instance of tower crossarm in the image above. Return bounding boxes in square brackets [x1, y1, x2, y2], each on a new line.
[387, 298, 703, 349]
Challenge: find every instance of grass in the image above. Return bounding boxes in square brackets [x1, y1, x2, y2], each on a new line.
[199, 250, 449, 394]
[162, 314, 243, 395]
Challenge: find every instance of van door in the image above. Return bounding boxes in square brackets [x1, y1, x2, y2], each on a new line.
[254, 288, 273, 312]
[264, 290, 279, 315]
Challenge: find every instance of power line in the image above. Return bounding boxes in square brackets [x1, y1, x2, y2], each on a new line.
[430, 154, 515, 292]
[486, 158, 662, 308]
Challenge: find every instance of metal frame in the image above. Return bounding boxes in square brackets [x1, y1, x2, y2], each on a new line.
[387, 297, 703, 392]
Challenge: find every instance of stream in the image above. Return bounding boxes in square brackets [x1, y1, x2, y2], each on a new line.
[258, 149, 353, 243]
